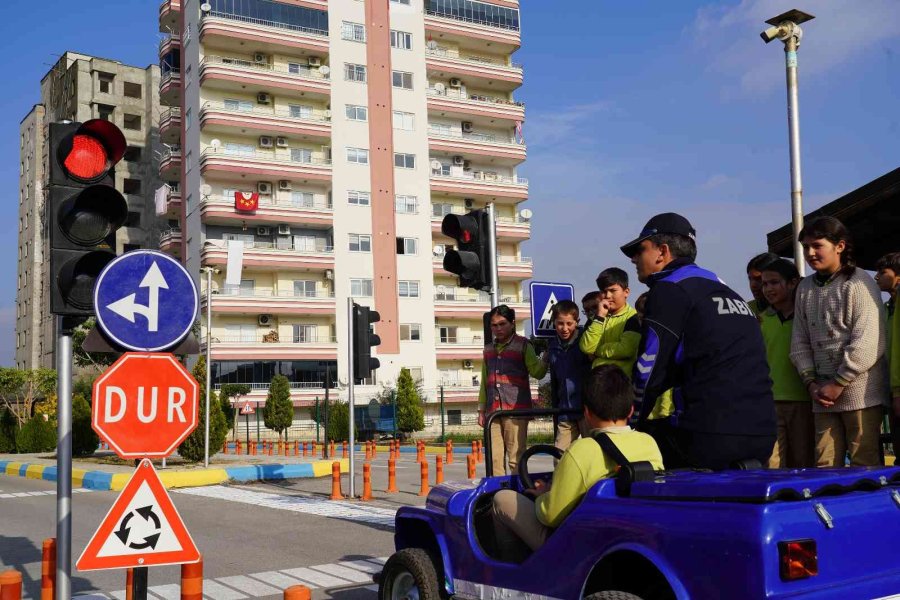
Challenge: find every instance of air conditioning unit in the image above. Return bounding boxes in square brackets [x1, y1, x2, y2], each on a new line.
[449, 78, 463, 88]
[254, 52, 268, 64]
[257, 314, 273, 327]
[464, 198, 474, 209]
[463, 160, 472, 170]
[257, 92, 272, 104]
[278, 180, 292, 191]
[277, 224, 291, 235]
[461, 121, 474, 133]
[258, 182, 273, 194]
[275, 136, 289, 148]
[256, 226, 271, 236]
[259, 135, 274, 148]
[452, 155, 465, 166]
[462, 360, 473, 369]
[307, 56, 322, 67]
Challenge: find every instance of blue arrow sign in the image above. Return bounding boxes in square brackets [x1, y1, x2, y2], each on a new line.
[93, 250, 199, 352]
[529, 281, 575, 338]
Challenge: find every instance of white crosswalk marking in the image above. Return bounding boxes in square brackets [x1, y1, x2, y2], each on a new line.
[280, 567, 354, 588]
[339, 560, 382, 574]
[311, 563, 375, 583]
[201, 580, 248, 599]
[247, 571, 307, 590]
[148, 583, 182, 599]
[218, 575, 281, 596]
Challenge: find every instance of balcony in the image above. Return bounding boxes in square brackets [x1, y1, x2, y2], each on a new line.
[430, 170, 527, 201]
[432, 209, 529, 240]
[200, 55, 330, 100]
[433, 291, 529, 319]
[200, 101, 331, 141]
[209, 287, 336, 316]
[200, 194, 333, 229]
[159, 34, 181, 60]
[159, 106, 181, 144]
[200, 148, 331, 183]
[435, 336, 485, 361]
[427, 86, 524, 124]
[201, 239, 335, 272]
[433, 256, 532, 279]
[200, 11, 329, 54]
[424, 7, 520, 52]
[159, 146, 182, 179]
[159, 228, 182, 255]
[159, 0, 181, 33]
[155, 185, 181, 219]
[426, 47, 523, 92]
[428, 127, 525, 164]
[159, 71, 181, 106]
[207, 334, 338, 362]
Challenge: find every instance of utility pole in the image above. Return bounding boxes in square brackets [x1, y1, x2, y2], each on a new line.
[761, 9, 815, 276]
[439, 385, 445, 441]
[200, 266, 219, 467]
[486, 203, 500, 309]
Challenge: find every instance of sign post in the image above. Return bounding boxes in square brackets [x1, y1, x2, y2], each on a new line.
[240, 402, 254, 455]
[529, 282, 576, 338]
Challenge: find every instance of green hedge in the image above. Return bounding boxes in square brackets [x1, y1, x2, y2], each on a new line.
[0, 408, 17, 453]
[15, 416, 56, 453]
[72, 393, 98, 457]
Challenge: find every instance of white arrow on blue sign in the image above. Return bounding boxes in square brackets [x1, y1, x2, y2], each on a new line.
[529, 281, 575, 338]
[93, 250, 199, 352]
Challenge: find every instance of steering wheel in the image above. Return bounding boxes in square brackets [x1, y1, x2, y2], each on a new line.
[517, 444, 564, 490]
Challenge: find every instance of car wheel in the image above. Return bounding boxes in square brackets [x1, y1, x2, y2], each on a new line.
[379, 548, 441, 600]
[585, 592, 644, 600]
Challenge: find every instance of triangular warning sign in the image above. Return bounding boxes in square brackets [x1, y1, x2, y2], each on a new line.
[536, 292, 560, 333]
[77, 459, 200, 571]
[240, 402, 254, 415]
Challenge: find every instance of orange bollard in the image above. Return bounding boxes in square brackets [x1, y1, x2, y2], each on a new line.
[222, 441, 228, 455]
[435, 456, 444, 485]
[418, 461, 430, 496]
[249, 441, 255, 456]
[467, 454, 476, 479]
[180, 555, 203, 600]
[284, 441, 290, 457]
[269, 442, 274, 457]
[41, 538, 55, 600]
[342, 441, 348, 459]
[372, 440, 377, 458]
[361, 463, 373, 501]
[387, 458, 398, 493]
[330, 461, 344, 500]
[125, 568, 134, 600]
[364, 442, 371, 462]
[416, 442, 424, 464]
[0, 569, 23, 600]
[330, 440, 336, 457]
[476, 440, 483, 463]
[284, 585, 312, 600]
[303, 442, 308, 457]
[236, 440, 242, 455]
[471, 440, 477, 460]
[446, 440, 454, 464]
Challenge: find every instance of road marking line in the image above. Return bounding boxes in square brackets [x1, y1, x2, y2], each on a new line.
[147, 583, 182, 599]
[0, 494, 12, 498]
[12, 492, 32, 497]
[339, 560, 382, 574]
[218, 575, 282, 596]
[202, 580, 249, 599]
[280, 567, 355, 588]
[310, 563, 375, 583]
[367, 557, 389, 565]
[247, 571, 307, 590]
[73, 594, 110, 599]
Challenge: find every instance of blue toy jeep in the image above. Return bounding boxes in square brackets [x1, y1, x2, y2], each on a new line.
[378, 410, 900, 599]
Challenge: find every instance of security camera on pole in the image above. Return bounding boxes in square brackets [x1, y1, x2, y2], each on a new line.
[760, 9, 815, 276]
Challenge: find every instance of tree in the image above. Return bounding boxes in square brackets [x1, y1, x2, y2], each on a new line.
[0, 368, 57, 426]
[16, 416, 56, 453]
[72, 318, 120, 371]
[72, 393, 99, 457]
[0, 408, 17, 453]
[264, 375, 294, 440]
[395, 368, 425, 434]
[219, 383, 251, 438]
[178, 356, 228, 462]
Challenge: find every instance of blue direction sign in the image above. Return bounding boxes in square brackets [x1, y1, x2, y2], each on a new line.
[529, 281, 575, 338]
[93, 250, 199, 352]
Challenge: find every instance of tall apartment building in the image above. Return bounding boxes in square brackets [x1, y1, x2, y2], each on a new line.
[15, 52, 164, 370]
[160, 0, 530, 429]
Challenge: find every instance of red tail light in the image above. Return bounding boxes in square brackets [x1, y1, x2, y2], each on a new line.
[64, 134, 109, 180]
[778, 539, 817, 581]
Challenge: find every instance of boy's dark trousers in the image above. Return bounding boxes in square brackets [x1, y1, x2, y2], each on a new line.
[640, 417, 775, 471]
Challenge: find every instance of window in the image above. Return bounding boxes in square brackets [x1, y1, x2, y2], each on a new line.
[124, 212, 141, 228]
[447, 410, 462, 426]
[287, 62, 304, 74]
[392, 70, 413, 89]
[424, 0, 520, 30]
[349, 234, 372, 252]
[392, 111, 414, 130]
[98, 72, 114, 94]
[390, 30, 412, 50]
[432, 202, 454, 217]
[98, 104, 114, 121]
[226, 143, 255, 157]
[395, 195, 417, 214]
[348, 190, 370, 206]
[350, 278, 373, 297]
[439, 326, 458, 343]
[123, 146, 142, 162]
[186, 151, 193, 171]
[396, 237, 418, 255]
[225, 324, 257, 342]
[289, 104, 312, 118]
[293, 324, 317, 343]
[123, 82, 142, 98]
[407, 367, 424, 383]
[123, 179, 142, 195]
[292, 235, 318, 251]
[346, 147, 369, 165]
[345, 105, 368, 121]
[400, 324, 421, 341]
[123, 114, 142, 130]
[394, 153, 416, 169]
[344, 63, 367, 83]
[391, 0, 411, 4]
[398, 281, 420, 298]
[225, 98, 254, 112]
[291, 191, 314, 207]
[431, 161, 451, 175]
[291, 148, 312, 163]
[185, 108, 192, 129]
[293, 280, 317, 297]
[341, 21, 366, 42]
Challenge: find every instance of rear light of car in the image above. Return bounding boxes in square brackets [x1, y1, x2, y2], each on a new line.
[778, 539, 818, 581]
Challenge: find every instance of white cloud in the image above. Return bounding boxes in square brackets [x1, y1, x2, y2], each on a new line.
[691, 0, 900, 95]
[698, 173, 737, 191]
[525, 101, 614, 147]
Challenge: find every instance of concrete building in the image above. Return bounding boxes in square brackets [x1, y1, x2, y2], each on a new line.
[160, 0, 531, 433]
[15, 52, 164, 370]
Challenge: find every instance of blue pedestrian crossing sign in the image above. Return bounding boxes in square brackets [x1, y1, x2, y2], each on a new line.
[529, 281, 575, 338]
[93, 250, 199, 352]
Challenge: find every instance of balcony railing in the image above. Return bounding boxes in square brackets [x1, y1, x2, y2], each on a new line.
[430, 170, 527, 186]
[202, 147, 332, 167]
[160, 146, 182, 162]
[202, 101, 330, 122]
[427, 86, 524, 108]
[214, 334, 337, 344]
[216, 287, 335, 299]
[428, 127, 521, 146]
[212, 382, 335, 391]
[202, 10, 328, 37]
[433, 206, 529, 224]
[436, 337, 485, 345]
[159, 35, 180, 52]
[425, 8, 520, 31]
[206, 239, 334, 253]
[434, 292, 524, 303]
[204, 194, 332, 210]
[160, 106, 182, 121]
[426, 47, 522, 70]
[202, 55, 330, 81]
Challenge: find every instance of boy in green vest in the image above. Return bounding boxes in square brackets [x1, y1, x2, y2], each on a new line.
[875, 252, 900, 458]
[579, 268, 641, 375]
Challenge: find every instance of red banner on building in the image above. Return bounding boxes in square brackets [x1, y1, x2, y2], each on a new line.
[234, 191, 259, 212]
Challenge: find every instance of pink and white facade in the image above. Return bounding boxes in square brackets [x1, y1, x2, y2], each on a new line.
[159, 0, 530, 430]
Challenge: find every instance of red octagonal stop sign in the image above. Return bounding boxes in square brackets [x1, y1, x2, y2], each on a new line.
[93, 353, 199, 459]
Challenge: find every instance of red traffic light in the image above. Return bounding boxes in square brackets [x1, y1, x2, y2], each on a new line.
[57, 119, 127, 183]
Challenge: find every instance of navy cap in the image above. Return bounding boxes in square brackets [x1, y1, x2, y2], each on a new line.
[620, 213, 696, 257]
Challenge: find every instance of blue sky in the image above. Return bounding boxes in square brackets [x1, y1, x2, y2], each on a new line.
[0, 1, 897, 365]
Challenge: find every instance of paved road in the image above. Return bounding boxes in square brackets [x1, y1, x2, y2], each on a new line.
[0, 450, 552, 599]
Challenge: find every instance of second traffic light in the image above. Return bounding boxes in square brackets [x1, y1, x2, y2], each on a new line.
[352, 304, 381, 381]
[441, 209, 493, 291]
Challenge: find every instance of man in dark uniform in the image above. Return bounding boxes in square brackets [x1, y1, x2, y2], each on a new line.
[621, 213, 776, 470]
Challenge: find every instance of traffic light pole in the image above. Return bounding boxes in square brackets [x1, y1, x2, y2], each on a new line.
[347, 297, 356, 498]
[486, 203, 500, 309]
[55, 318, 74, 600]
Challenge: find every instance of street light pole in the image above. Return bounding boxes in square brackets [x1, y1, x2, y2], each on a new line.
[761, 9, 815, 276]
[201, 267, 219, 468]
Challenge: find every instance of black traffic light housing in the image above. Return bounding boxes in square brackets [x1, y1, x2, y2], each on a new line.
[352, 303, 381, 381]
[48, 120, 129, 316]
[441, 209, 493, 291]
